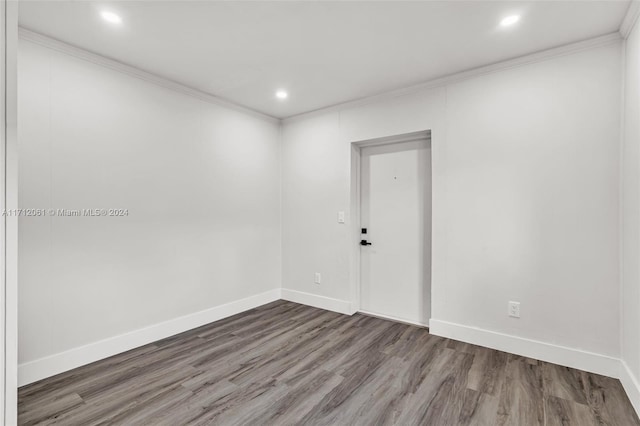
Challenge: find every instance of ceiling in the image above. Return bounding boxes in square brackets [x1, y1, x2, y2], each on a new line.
[19, 1, 630, 119]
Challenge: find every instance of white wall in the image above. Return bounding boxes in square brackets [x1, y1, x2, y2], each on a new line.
[282, 42, 622, 371]
[18, 39, 282, 368]
[622, 13, 640, 413]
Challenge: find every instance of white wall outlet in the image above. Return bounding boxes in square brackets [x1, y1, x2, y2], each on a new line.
[337, 211, 345, 224]
[314, 272, 321, 284]
[508, 301, 520, 318]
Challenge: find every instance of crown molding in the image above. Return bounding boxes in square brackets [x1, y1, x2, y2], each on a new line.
[620, 1, 640, 39]
[18, 27, 281, 124]
[18, 27, 622, 125]
[283, 32, 622, 122]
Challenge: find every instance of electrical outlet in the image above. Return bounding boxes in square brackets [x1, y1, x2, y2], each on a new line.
[508, 301, 520, 318]
[314, 272, 321, 284]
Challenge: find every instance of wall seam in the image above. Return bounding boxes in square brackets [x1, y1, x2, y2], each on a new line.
[279, 119, 284, 291]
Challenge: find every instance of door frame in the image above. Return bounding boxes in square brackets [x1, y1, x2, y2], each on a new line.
[1, 1, 19, 423]
[349, 130, 431, 325]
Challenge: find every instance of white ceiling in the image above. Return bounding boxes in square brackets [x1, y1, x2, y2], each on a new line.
[19, 1, 629, 119]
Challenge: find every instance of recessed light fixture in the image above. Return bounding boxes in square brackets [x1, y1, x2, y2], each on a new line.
[101, 11, 123, 25]
[500, 15, 520, 27]
[276, 90, 288, 100]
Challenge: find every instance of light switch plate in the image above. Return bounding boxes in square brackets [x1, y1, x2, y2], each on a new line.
[337, 211, 345, 223]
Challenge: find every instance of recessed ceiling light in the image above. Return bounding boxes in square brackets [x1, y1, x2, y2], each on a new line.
[101, 11, 122, 25]
[500, 15, 520, 27]
[276, 90, 288, 100]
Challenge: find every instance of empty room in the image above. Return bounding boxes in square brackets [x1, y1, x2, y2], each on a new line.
[0, 0, 639, 424]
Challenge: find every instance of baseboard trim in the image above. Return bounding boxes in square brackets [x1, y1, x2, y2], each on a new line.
[280, 289, 352, 315]
[620, 360, 640, 417]
[18, 288, 282, 387]
[429, 319, 620, 378]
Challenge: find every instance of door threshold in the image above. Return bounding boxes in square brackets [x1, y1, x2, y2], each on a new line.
[358, 309, 429, 329]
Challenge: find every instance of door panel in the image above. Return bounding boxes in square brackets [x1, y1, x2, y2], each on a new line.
[360, 139, 431, 324]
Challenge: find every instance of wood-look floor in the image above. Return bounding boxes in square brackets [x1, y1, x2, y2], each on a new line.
[19, 301, 640, 426]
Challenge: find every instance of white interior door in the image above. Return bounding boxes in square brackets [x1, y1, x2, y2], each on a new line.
[360, 139, 431, 325]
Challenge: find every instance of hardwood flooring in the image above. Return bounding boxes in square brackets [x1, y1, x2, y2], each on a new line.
[18, 301, 640, 425]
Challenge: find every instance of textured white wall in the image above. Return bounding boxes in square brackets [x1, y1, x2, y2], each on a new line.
[18, 39, 282, 364]
[282, 43, 621, 358]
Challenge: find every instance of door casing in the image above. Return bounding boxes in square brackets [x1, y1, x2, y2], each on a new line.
[349, 130, 432, 327]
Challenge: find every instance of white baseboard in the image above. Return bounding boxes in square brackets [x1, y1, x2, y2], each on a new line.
[429, 319, 620, 378]
[280, 288, 352, 315]
[18, 288, 282, 387]
[620, 360, 640, 418]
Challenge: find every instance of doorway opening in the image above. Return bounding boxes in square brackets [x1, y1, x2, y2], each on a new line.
[350, 130, 431, 327]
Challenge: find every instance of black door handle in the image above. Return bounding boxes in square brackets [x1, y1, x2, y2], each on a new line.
[360, 240, 372, 246]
